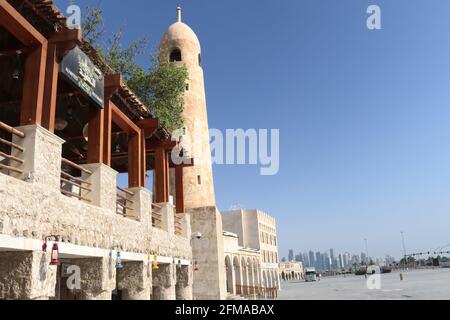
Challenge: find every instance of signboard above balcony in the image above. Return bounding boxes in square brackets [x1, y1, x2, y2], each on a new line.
[59, 46, 105, 108]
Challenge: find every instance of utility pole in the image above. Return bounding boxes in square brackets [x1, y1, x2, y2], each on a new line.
[401, 231, 407, 270]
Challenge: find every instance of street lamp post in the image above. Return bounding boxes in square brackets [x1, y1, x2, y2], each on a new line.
[401, 232, 407, 270]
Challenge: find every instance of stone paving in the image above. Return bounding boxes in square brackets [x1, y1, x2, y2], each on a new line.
[278, 268, 450, 300]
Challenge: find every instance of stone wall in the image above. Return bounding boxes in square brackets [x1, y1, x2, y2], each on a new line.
[0, 125, 191, 260]
[0, 125, 192, 300]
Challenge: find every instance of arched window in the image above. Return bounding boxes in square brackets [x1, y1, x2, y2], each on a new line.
[170, 48, 182, 62]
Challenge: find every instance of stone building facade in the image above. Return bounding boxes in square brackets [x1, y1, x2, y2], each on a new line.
[280, 261, 305, 281]
[221, 209, 281, 299]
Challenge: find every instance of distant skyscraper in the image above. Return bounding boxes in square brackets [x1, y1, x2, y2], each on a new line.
[343, 252, 351, 268]
[361, 252, 367, 264]
[303, 253, 310, 267]
[338, 253, 344, 269]
[315, 252, 322, 270]
[330, 248, 335, 262]
[323, 252, 331, 270]
[288, 249, 294, 262]
[309, 251, 315, 268]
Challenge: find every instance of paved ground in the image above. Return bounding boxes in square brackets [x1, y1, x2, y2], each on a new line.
[278, 268, 450, 300]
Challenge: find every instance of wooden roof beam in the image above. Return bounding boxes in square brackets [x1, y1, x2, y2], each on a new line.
[49, 27, 82, 44]
[146, 139, 177, 151]
[0, 0, 46, 46]
[137, 118, 160, 138]
[111, 102, 141, 134]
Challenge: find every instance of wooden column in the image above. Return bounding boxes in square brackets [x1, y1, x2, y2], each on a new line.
[87, 107, 104, 163]
[20, 44, 47, 125]
[103, 100, 112, 166]
[42, 28, 82, 132]
[103, 75, 122, 166]
[128, 131, 141, 188]
[42, 43, 58, 131]
[154, 146, 169, 203]
[0, 0, 47, 126]
[175, 166, 184, 213]
[140, 129, 146, 187]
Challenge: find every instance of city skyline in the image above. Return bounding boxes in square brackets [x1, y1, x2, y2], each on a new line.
[281, 248, 396, 270]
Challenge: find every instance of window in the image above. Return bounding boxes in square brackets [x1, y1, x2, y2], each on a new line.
[197, 175, 202, 185]
[198, 53, 201, 66]
[185, 83, 190, 91]
[170, 49, 182, 62]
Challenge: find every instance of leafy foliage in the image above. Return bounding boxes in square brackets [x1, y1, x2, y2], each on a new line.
[82, 7, 188, 133]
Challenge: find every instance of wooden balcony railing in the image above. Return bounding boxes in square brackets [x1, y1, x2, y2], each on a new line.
[174, 213, 183, 236]
[116, 186, 134, 216]
[0, 121, 25, 176]
[152, 203, 162, 228]
[60, 158, 92, 202]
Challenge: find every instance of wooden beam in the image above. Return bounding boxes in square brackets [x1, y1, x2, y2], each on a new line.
[146, 139, 177, 151]
[87, 107, 104, 163]
[0, 0, 46, 46]
[154, 146, 169, 203]
[137, 118, 159, 138]
[49, 27, 82, 45]
[20, 44, 47, 125]
[128, 131, 141, 188]
[111, 102, 141, 134]
[175, 166, 184, 213]
[103, 100, 112, 166]
[42, 43, 58, 131]
[140, 129, 147, 187]
[104, 74, 123, 89]
[169, 158, 194, 168]
[0, 47, 31, 57]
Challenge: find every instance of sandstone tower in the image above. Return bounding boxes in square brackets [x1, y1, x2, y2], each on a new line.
[159, 6, 226, 300]
[159, 6, 216, 210]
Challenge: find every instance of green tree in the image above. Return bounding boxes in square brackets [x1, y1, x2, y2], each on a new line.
[82, 7, 188, 133]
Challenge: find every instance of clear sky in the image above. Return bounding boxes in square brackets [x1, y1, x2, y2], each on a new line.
[55, 0, 450, 259]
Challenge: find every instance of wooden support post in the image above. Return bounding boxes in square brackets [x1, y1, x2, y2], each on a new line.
[140, 129, 146, 187]
[42, 43, 58, 131]
[104, 75, 122, 166]
[128, 131, 141, 188]
[175, 166, 185, 213]
[20, 44, 47, 125]
[103, 100, 112, 166]
[87, 107, 104, 163]
[154, 147, 169, 203]
[42, 28, 82, 132]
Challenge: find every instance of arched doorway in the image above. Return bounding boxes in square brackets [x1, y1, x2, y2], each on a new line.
[225, 255, 233, 294]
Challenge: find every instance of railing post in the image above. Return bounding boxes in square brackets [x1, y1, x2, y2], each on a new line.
[11, 124, 64, 189]
[159, 203, 175, 234]
[126, 187, 152, 225]
[80, 163, 117, 212]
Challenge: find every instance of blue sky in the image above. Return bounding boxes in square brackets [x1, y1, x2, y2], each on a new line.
[55, 0, 450, 259]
